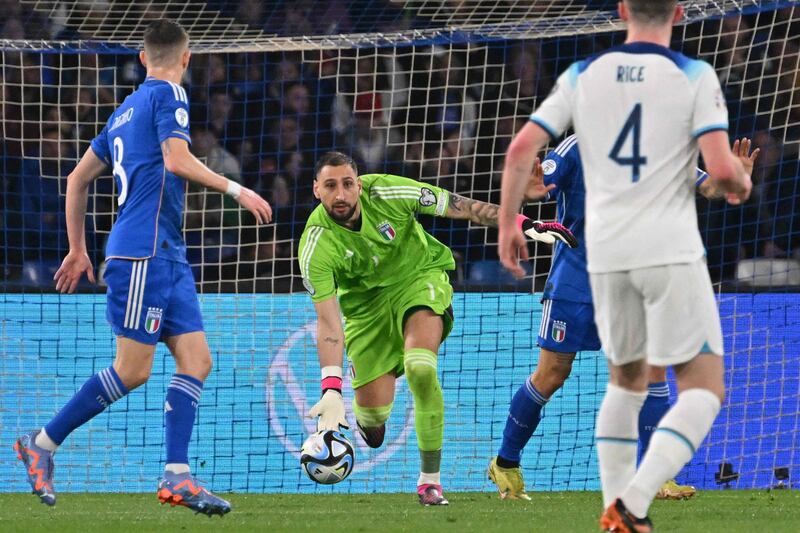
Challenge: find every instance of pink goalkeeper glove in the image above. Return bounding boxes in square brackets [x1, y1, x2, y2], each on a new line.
[516, 214, 578, 248]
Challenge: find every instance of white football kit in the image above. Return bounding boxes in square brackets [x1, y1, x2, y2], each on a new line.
[531, 42, 725, 365]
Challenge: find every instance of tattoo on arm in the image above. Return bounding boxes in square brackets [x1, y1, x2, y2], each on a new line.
[160, 140, 171, 159]
[322, 336, 340, 346]
[448, 192, 500, 227]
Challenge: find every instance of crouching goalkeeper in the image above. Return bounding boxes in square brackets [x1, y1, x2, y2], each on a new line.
[299, 151, 576, 505]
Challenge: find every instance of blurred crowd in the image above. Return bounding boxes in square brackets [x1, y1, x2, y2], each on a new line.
[1, 1, 798, 291]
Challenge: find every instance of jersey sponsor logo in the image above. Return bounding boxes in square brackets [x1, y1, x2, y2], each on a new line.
[144, 307, 163, 334]
[552, 320, 566, 343]
[267, 321, 415, 471]
[377, 221, 396, 241]
[419, 187, 436, 207]
[175, 107, 189, 128]
[109, 107, 134, 131]
[542, 159, 557, 175]
[302, 277, 316, 295]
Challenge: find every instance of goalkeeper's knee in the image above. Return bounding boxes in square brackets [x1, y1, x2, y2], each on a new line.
[404, 348, 441, 400]
[352, 400, 393, 428]
[404, 348, 443, 451]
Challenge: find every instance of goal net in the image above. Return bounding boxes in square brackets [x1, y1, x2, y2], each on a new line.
[1, 0, 798, 493]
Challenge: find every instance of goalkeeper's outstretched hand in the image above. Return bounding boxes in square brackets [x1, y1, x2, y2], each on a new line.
[517, 214, 578, 248]
[307, 389, 349, 432]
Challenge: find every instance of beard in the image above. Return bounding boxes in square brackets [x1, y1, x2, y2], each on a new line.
[325, 201, 357, 223]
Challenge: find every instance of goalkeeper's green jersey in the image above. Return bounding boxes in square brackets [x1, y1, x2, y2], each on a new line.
[298, 174, 455, 309]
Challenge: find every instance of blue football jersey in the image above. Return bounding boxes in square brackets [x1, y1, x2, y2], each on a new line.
[90, 77, 192, 263]
[541, 135, 592, 304]
[541, 134, 710, 304]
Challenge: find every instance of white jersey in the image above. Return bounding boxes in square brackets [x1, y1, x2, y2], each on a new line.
[531, 42, 728, 273]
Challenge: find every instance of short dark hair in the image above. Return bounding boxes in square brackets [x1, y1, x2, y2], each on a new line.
[143, 19, 189, 64]
[314, 151, 358, 179]
[625, 0, 677, 24]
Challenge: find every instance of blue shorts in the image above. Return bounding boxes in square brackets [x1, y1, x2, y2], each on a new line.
[537, 298, 602, 353]
[104, 256, 204, 345]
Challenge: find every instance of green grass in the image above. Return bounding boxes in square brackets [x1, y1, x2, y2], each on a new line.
[1, 490, 798, 532]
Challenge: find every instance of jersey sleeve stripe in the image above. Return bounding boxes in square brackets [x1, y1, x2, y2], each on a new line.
[167, 81, 188, 103]
[375, 194, 419, 200]
[170, 131, 191, 141]
[167, 81, 180, 101]
[692, 124, 727, 138]
[300, 227, 324, 276]
[299, 227, 317, 275]
[303, 227, 324, 276]
[530, 116, 558, 140]
[435, 191, 448, 216]
[554, 134, 578, 156]
[371, 186, 420, 193]
[695, 167, 709, 186]
[371, 192, 419, 197]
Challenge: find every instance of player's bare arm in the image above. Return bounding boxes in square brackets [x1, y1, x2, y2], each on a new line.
[445, 193, 500, 227]
[499, 121, 559, 277]
[160, 137, 273, 224]
[699, 137, 760, 200]
[307, 296, 349, 431]
[54, 147, 108, 293]
[446, 190, 577, 248]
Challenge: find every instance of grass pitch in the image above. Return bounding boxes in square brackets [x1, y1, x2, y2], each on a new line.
[1, 490, 798, 532]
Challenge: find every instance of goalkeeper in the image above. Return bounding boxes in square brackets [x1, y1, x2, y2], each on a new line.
[299, 151, 576, 506]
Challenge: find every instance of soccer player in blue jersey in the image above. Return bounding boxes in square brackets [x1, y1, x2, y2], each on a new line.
[489, 136, 758, 500]
[13, 20, 272, 515]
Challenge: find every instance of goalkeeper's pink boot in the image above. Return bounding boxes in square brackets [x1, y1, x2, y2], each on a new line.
[418, 483, 449, 506]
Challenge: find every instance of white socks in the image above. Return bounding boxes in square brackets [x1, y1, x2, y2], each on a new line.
[418, 471, 441, 486]
[165, 463, 191, 474]
[596, 383, 648, 509]
[622, 388, 721, 518]
[35, 428, 58, 452]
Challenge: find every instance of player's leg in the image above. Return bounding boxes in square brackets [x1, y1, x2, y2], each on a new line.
[490, 348, 574, 501]
[616, 260, 725, 524]
[344, 296, 402, 449]
[391, 270, 453, 505]
[352, 373, 397, 449]
[14, 257, 159, 506]
[491, 298, 600, 499]
[640, 366, 698, 500]
[403, 306, 448, 506]
[590, 270, 650, 514]
[155, 261, 229, 516]
[638, 366, 670, 462]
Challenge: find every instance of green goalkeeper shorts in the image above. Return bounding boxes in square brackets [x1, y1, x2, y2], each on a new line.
[342, 269, 454, 389]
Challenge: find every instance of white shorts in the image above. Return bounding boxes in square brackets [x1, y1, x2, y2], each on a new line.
[590, 257, 723, 367]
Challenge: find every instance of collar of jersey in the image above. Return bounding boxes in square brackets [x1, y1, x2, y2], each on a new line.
[586, 41, 686, 69]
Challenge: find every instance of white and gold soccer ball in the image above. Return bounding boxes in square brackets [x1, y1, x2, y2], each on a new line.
[300, 430, 355, 484]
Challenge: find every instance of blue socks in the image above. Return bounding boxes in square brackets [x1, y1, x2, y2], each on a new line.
[497, 379, 549, 467]
[638, 381, 671, 463]
[164, 374, 203, 465]
[44, 367, 129, 445]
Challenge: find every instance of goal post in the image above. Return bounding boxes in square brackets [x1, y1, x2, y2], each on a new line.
[1, 1, 798, 493]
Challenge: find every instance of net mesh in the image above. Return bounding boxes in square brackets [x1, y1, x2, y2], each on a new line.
[1, 0, 799, 493]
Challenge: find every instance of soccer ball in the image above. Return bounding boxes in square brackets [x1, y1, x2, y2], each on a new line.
[300, 430, 355, 484]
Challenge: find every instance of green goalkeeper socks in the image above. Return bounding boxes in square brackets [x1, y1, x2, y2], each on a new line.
[404, 348, 444, 456]
[352, 401, 393, 427]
